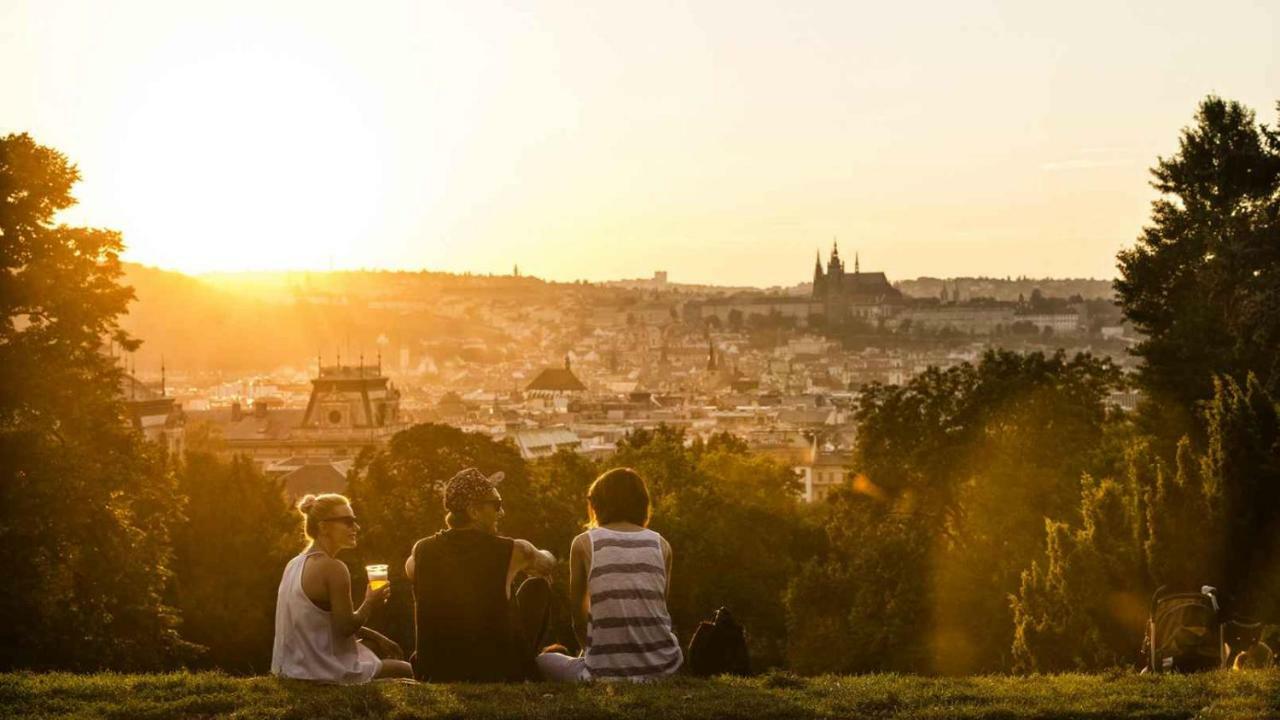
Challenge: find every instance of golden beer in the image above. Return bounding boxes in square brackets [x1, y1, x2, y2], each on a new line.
[366, 564, 389, 591]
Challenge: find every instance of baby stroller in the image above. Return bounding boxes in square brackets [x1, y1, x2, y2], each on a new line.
[1145, 585, 1225, 672]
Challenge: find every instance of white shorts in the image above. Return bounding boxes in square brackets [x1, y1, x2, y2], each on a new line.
[535, 652, 590, 682]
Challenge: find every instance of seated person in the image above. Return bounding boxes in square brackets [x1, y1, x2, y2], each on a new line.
[272, 493, 413, 683]
[406, 468, 557, 682]
[537, 467, 683, 682]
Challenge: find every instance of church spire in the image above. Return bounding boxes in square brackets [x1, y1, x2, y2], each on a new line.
[854, 252, 860, 274]
[827, 237, 843, 276]
[812, 248, 825, 298]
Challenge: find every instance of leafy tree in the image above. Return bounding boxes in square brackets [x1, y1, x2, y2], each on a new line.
[850, 350, 1124, 672]
[523, 449, 598, 648]
[1115, 97, 1280, 431]
[0, 133, 191, 670]
[524, 449, 598, 555]
[1010, 476, 1148, 672]
[171, 453, 296, 673]
[1012, 375, 1280, 671]
[786, 490, 932, 674]
[1197, 374, 1280, 620]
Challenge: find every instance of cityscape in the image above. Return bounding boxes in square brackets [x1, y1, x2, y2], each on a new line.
[5, 0, 1277, 712]
[121, 245, 1132, 503]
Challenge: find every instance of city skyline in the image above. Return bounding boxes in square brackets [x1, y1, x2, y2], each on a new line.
[3, 0, 1277, 285]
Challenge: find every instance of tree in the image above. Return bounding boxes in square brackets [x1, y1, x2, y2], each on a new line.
[1198, 374, 1280, 620]
[1115, 97, 1280, 429]
[0, 133, 190, 669]
[785, 490, 932, 674]
[172, 453, 296, 673]
[852, 350, 1124, 672]
[1011, 375, 1280, 671]
[1010, 476, 1148, 672]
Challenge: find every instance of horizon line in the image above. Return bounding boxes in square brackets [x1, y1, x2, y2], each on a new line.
[122, 261, 1119, 288]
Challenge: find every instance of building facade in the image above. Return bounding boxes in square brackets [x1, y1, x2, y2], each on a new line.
[812, 242, 904, 325]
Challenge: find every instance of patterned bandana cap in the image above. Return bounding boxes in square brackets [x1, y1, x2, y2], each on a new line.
[443, 468, 505, 513]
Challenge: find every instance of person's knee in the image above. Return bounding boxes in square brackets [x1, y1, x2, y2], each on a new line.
[377, 659, 414, 679]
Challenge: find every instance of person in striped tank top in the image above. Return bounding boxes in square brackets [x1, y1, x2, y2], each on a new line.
[536, 468, 683, 682]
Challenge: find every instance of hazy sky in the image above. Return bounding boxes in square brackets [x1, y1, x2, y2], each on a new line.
[3, 1, 1277, 285]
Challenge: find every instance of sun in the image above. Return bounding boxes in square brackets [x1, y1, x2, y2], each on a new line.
[111, 48, 387, 274]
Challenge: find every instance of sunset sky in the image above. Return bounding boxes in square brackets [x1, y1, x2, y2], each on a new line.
[3, 1, 1277, 286]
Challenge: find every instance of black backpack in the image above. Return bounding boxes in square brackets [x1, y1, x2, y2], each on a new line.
[687, 607, 750, 676]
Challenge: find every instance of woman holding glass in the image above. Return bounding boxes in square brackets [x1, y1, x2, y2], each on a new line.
[271, 493, 413, 682]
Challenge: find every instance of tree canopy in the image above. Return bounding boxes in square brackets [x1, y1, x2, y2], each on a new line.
[0, 133, 188, 669]
[1116, 97, 1280, 426]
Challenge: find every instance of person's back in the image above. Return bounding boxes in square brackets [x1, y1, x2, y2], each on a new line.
[273, 548, 375, 683]
[272, 494, 412, 683]
[582, 525, 682, 680]
[536, 468, 682, 683]
[406, 468, 557, 682]
[412, 528, 520, 682]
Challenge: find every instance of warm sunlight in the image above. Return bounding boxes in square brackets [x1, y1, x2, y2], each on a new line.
[110, 47, 388, 273]
[6, 1, 1276, 283]
[5, 1, 1280, 712]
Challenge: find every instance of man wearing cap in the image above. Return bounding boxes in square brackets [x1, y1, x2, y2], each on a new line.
[405, 468, 557, 682]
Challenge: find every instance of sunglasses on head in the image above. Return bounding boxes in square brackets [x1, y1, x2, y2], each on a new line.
[321, 515, 358, 527]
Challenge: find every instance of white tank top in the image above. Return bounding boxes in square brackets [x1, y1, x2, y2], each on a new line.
[584, 527, 683, 681]
[271, 548, 380, 683]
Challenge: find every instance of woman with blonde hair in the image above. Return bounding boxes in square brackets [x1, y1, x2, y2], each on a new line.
[271, 493, 413, 682]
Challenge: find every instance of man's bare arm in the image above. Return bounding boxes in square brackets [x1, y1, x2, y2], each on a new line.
[513, 538, 556, 577]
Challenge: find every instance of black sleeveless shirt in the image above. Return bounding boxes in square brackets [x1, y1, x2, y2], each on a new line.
[411, 528, 520, 682]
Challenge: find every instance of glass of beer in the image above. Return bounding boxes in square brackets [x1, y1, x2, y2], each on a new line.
[366, 564, 389, 592]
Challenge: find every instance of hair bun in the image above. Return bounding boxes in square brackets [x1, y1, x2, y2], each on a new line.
[297, 495, 318, 514]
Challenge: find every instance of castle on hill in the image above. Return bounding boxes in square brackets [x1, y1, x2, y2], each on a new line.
[688, 241, 902, 328]
[811, 242, 903, 323]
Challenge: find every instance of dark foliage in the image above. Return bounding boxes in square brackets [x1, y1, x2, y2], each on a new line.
[0, 133, 190, 669]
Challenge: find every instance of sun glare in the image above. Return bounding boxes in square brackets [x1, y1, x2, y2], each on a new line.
[111, 48, 387, 274]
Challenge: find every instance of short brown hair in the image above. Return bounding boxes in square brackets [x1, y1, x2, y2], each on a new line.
[587, 467, 650, 527]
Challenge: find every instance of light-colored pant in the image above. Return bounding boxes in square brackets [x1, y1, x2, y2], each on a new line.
[535, 652, 590, 682]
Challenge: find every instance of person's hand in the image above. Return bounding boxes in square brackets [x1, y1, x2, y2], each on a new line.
[364, 582, 390, 607]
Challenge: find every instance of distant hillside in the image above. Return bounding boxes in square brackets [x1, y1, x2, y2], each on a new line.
[896, 276, 1115, 302]
[118, 265, 517, 374]
[116, 266, 1120, 374]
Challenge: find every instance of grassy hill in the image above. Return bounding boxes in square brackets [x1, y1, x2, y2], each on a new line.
[2, 670, 1276, 719]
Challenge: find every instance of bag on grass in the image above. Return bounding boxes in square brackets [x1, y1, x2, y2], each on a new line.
[687, 606, 750, 676]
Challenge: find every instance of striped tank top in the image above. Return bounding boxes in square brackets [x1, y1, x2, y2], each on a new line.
[584, 527, 683, 681]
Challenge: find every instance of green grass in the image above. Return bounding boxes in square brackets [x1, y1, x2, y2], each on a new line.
[0, 670, 1276, 720]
